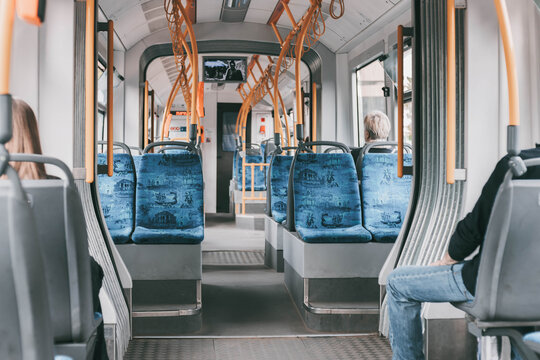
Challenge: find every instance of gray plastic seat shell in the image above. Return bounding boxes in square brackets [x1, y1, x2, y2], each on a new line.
[0, 169, 55, 360]
[454, 158, 540, 322]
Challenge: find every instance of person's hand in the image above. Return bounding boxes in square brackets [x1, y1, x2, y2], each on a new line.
[429, 251, 458, 266]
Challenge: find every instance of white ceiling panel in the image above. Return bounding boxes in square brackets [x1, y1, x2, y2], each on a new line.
[244, 8, 272, 23]
[113, 5, 150, 49]
[196, 0, 222, 23]
[276, 2, 308, 28]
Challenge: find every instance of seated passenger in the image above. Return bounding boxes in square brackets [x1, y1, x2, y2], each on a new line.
[387, 145, 540, 360]
[351, 110, 392, 164]
[5, 98, 109, 360]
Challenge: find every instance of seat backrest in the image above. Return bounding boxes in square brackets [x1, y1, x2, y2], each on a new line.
[136, 153, 204, 231]
[97, 153, 136, 243]
[472, 159, 540, 321]
[236, 153, 266, 191]
[23, 178, 95, 343]
[291, 153, 362, 231]
[0, 170, 55, 360]
[361, 153, 412, 239]
[269, 154, 293, 222]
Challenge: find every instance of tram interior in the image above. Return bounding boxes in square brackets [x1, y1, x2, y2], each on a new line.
[1, 0, 540, 359]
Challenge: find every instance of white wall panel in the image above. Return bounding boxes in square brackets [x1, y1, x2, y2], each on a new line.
[10, 17, 39, 111]
[38, 0, 75, 173]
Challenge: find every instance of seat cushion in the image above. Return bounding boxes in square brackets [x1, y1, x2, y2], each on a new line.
[97, 153, 135, 244]
[270, 155, 293, 223]
[297, 224, 372, 243]
[236, 154, 267, 191]
[132, 226, 203, 244]
[293, 153, 372, 243]
[361, 153, 412, 243]
[134, 153, 204, 244]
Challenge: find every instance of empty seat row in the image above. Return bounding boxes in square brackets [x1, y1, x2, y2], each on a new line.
[97, 143, 204, 245]
[268, 146, 412, 243]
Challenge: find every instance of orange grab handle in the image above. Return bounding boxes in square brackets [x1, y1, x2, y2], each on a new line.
[0, 0, 16, 95]
[16, 0, 44, 26]
[106, 20, 114, 177]
[85, 0, 95, 183]
[494, 0, 519, 127]
[446, 0, 456, 184]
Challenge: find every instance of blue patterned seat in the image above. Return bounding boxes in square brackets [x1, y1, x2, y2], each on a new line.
[292, 153, 372, 243]
[132, 155, 142, 174]
[235, 154, 267, 191]
[361, 153, 412, 242]
[270, 155, 293, 223]
[97, 153, 136, 244]
[132, 153, 204, 244]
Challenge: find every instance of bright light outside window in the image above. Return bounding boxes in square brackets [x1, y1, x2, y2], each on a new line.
[403, 48, 413, 144]
[356, 60, 386, 145]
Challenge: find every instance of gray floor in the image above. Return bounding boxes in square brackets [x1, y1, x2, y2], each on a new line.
[198, 265, 311, 336]
[203, 214, 264, 251]
[126, 214, 393, 359]
[125, 336, 392, 360]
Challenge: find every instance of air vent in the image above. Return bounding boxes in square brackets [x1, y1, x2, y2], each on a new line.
[220, 0, 251, 22]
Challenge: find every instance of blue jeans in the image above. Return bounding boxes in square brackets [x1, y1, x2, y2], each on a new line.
[387, 263, 473, 360]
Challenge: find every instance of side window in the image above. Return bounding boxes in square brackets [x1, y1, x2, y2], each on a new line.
[403, 48, 413, 144]
[356, 59, 386, 145]
[97, 60, 107, 144]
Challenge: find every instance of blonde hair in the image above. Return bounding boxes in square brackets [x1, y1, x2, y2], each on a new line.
[364, 110, 391, 142]
[4, 99, 47, 180]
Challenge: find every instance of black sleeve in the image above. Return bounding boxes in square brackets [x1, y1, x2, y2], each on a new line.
[448, 155, 510, 261]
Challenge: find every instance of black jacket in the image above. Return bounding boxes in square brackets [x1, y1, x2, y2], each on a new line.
[448, 147, 540, 295]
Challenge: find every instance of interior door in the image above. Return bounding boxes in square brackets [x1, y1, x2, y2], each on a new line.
[216, 103, 251, 213]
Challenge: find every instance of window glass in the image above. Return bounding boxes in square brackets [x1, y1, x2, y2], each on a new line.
[356, 60, 386, 144]
[403, 48, 413, 93]
[403, 48, 413, 143]
[97, 110, 106, 145]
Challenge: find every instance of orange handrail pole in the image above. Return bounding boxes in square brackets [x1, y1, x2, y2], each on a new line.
[144, 80, 149, 148]
[0, 0, 15, 95]
[494, 0, 519, 127]
[270, 22, 283, 45]
[106, 20, 114, 177]
[85, 0, 95, 183]
[446, 0, 456, 184]
[397, 25, 404, 178]
[176, 2, 198, 128]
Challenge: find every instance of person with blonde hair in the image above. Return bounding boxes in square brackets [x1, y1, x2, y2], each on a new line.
[364, 110, 391, 143]
[4, 98, 48, 179]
